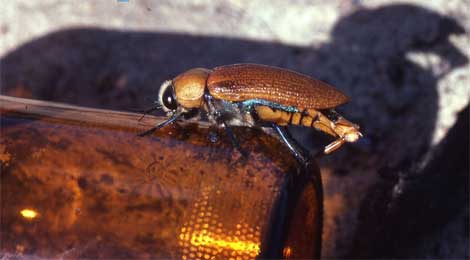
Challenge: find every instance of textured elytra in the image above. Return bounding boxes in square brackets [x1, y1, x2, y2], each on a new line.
[207, 64, 350, 109]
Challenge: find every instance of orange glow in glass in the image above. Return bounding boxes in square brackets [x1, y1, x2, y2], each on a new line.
[189, 231, 260, 258]
[20, 209, 38, 219]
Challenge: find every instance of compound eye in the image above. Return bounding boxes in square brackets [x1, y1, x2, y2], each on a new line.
[162, 85, 177, 111]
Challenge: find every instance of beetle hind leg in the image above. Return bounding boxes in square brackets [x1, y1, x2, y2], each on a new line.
[324, 138, 346, 154]
[271, 123, 309, 164]
[307, 109, 362, 154]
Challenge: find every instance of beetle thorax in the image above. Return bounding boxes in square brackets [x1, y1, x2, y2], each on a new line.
[172, 68, 212, 109]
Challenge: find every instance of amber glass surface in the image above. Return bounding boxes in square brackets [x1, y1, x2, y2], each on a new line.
[0, 95, 322, 259]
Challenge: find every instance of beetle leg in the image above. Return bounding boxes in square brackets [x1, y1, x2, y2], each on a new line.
[324, 138, 346, 154]
[136, 104, 162, 122]
[309, 109, 362, 154]
[222, 121, 249, 158]
[203, 93, 219, 123]
[308, 109, 338, 138]
[205, 93, 248, 157]
[137, 112, 181, 137]
[271, 123, 308, 164]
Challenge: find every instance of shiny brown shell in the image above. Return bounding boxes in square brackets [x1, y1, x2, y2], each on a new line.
[207, 64, 350, 109]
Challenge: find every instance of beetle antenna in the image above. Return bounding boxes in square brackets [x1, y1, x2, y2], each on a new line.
[137, 105, 163, 122]
[144, 96, 156, 103]
[138, 112, 181, 137]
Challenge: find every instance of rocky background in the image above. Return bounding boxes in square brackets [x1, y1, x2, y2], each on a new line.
[1, 0, 468, 258]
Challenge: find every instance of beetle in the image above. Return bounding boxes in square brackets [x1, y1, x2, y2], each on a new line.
[141, 64, 362, 161]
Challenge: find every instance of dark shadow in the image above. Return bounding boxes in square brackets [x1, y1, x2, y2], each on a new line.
[330, 5, 468, 259]
[314, 4, 467, 160]
[0, 29, 306, 111]
[350, 105, 469, 258]
[0, 3, 467, 258]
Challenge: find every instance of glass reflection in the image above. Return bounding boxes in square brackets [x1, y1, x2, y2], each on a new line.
[19, 209, 38, 220]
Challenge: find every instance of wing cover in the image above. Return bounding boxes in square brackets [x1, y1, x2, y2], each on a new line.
[207, 64, 350, 109]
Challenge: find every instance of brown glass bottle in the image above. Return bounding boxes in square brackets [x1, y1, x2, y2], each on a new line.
[0, 95, 322, 259]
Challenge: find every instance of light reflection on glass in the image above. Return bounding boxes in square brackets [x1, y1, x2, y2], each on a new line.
[20, 208, 38, 219]
[189, 230, 260, 255]
[179, 187, 261, 259]
[283, 246, 293, 259]
[180, 226, 261, 260]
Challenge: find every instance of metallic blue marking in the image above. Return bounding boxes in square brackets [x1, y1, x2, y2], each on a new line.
[240, 99, 299, 113]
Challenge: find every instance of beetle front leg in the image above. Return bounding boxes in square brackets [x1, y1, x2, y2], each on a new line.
[138, 111, 182, 137]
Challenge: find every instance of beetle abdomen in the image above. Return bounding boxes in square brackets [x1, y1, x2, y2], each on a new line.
[207, 64, 350, 109]
[254, 106, 337, 137]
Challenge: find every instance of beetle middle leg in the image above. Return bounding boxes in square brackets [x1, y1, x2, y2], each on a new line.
[204, 94, 248, 157]
[222, 121, 249, 158]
